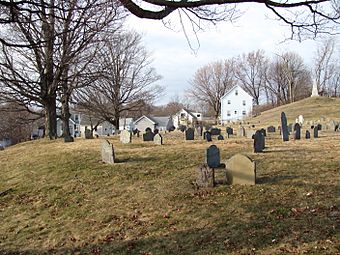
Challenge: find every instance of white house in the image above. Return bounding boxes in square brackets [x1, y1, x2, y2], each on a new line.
[172, 109, 203, 128]
[220, 85, 253, 123]
[134, 115, 171, 132]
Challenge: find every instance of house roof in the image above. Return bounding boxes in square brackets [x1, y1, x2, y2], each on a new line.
[221, 85, 253, 100]
[134, 115, 170, 127]
[176, 108, 198, 119]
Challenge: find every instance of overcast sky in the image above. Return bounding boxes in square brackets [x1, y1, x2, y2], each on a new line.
[126, 3, 331, 105]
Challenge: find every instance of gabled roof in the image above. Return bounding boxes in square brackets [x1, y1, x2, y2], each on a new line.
[134, 115, 157, 125]
[176, 108, 198, 119]
[134, 115, 170, 127]
[221, 84, 253, 100]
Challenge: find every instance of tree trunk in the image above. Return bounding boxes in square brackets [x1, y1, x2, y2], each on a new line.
[61, 93, 74, 142]
[44, 96, 57, 139]
[114, 114, 120, 133]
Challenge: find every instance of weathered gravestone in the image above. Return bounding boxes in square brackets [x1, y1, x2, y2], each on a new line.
[205, 131, 212, 142]
[288, 123, 293, 133]
[179, 125, 187, 132]
[196, 164, 215, 188]
[238, 126, 246, 137]
[101, 140, 115, 164]
[153, 133, 163, 145]
[293, 123, 301, 140]
[83, 127, 93, 139]
[267, 126, 276, 133]
[210, 128, 221, 136]
[166, 117, 175, 132]
[226, 154, 256, 185]
[143, 130, 154, 141]
[259, 128, 266, 137]
[185, 128, 195, 140]
[120, 130, 132, 144]
[205, 145, 221, 168]
[64, 136, 74, 143]
[217, 135, 224, 140]
[196, 126, 203, 137]
[253, 130, 265, 153]
[317, 124, 322, 131]
[226, 127, 233, 135]
[313, 126, 319, 138]
[305, 130, 311, 139]
[281, 112, 289, 142]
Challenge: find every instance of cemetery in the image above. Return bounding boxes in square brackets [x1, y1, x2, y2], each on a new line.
[1, 97, 340, 254]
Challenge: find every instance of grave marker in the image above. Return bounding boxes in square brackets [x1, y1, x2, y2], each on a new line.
[101, 140, 115, 164]
[226, 154, 256, 185]
[205, 145, 220, 168]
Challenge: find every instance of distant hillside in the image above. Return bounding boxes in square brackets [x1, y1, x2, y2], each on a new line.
[248, 97, 340, 126]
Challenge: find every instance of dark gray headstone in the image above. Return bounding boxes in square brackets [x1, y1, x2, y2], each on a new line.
[313, 126, 319, 138]
[259, 128, 266, 137]
[317, 124, 322, 131]
[305, 130, 311, 139]
[293, 123, 301, 140]
[205, 145, 220, 168]
[205, 131, 212, 142]
[281, 112, 289, 142]
[185, 128, 195, 140]
[253, 130, 265, 153]
[166, 117, 175, 132]
[267, 126, 276, 133]
[64, 136, 74, 143]
[83, 128, 93, 139]
[143, 131, 154, 141]
[226, 127, 233, 135]
[101, 140, 115, 164]
[196, 164, 215, 188]
[217, 135, 224, 140]
[179, 125, 187, 132]
[153, 128, 159, 135]
[145, 127, 152, 133]
[210, 128, 221, 136]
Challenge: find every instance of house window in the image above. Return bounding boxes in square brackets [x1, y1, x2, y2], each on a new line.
[234, 111, 237, 114]
[242, 110, 246, 115]
[242, 100, 246, 106]
[196, 114, 201, 118]
[227, 100, 231, 104]
[74, 114, 79, 122]
[180, 113, 185, 118]
[235, 90, 238, 96]
[227, 111, 231, 116]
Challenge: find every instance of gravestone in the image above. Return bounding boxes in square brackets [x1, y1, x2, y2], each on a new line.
[166, 117, 175, 132]
[145, 127, 152, 133]
[313, 126, 319, 138]
[196, 164, 215, 188]
[226, 127, 233, 135]
[179, 125, 187, 132]
[217, 135, 224, 140]
[317, 124, 322, 131]
[101, 140, 115, 164]
[185, 128, 195, 140]
[293, 123, 301, 140]
[288, 123, 293, 133]
[281, 112, 289, 142]
[153, 128, 159, 135]
[196, 126, 203, 137]
[298, 115, 304, 125]
[226, 154, 256, 185]
[205, 131, 212, 142]
[120, 130, 132, 144]
[267, 126, 276, 133]
[305, 130, 311, 139]
[205, 145, 220, 168]
[0, 144, 4, 151]
[253, 130, 265, 153]
[64, 136, 74, 143]
[238, 126, 246, 137]
[143, 130, 154, 141]
[259, 128, 266, 137]
[83, 128, 93, 139]
[153, 133, 163, 145]
[210, 128, 221, 136]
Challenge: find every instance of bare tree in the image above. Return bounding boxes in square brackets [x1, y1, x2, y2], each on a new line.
[266, 52, 312, 105]
[187, 59, 235, 123]
[235, 50, 268, 105]
[75, 31, 163, 130]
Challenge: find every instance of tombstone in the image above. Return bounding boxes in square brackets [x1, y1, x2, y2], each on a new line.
[179, 125, 187, 132]
[288, 123, 293, 133]
[153, 133, 163, 145]
[210, 128, 221, 136]
[317, 124, 322, 131]
[0, 144, 4, 151]
[305, 130, 311, 139]
[281, 112, 289, 142]
[153, 128, 159, 135]
[101, 140, 115, 164]
[83, 127, 93, 139]
[143, 131, 154, 141]
[136, 130, 140, 138]
[196, 164, 215, 188]
[132, 128, 138, 135]
[196, 126, 203, 137]
[145, 127, 152, 133]
[185, 128, 195, 140]
[298, 115, 304, 125]
[238, 126, 246, 137]
[267, 126, 276, 133]
[166, 117, 175, 132]
[259, 128, 266, 137]
[225, 154, 256, 185]
[335, 124, 339, 132]
[217, 135, 224, 140]
[120, 130, 132, 144]
[64, 136, 74, 143]
[293, 123, 301, 140]
[226, 127, 233, 135]
[205, 131, 212, 142]
[253, 130, 265, 153]
[205, 145, 221, 168]
[313, 126, 319, 138]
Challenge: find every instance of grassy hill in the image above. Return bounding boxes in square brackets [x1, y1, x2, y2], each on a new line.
[248, 96, 340, 126]
[1, 128, 339, 254]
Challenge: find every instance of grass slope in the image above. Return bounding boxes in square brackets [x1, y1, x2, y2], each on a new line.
[249, 97, 340, 126]
[1, 130, 339, 255]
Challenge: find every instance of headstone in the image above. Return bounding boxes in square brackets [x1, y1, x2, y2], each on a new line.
[179, 125, 186, 132]
[305, 130, 311, 139]
[298, 115, 304, 125]
[226, 154, 256, 185]
[153, 128, 159, 135]
[205, 145, 220, 168]
[267, 126, 276, 133]
[205, 131, 212, 142]
[185, 128, 195, 140]
[143, 131, 154, 141]
[238, 126, 246, 137]
[196, 126, 203, 137]
[83, 128, 93, 139]
[281, 112, 289, 142]
[293, 123, 301, 140]
[64, 136, 74, 143]
[259, 128, 266, 137]
[195, 164, 215, 188]
[210, 128, 221, 136]
[0, 144, 4, 151]
[226, 127, 233, 135]
[153, 133, 163, 145]
[313, 126, 319, 138]
[166, 117, 175, 132]
[253, 130, 265, 153]
[145, 127, 152, 133]
[101, 140, 115, 164]
[120, 130, 132, 144]
[317, 124, 322, 131]
[311, 81, 319, 97]
[217, 135, 224, 140]
[288, 123, 293, 133]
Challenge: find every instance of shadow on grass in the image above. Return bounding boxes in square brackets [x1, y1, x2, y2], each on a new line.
[115, 156, 159, 163]
[256, 175, 298, 184]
